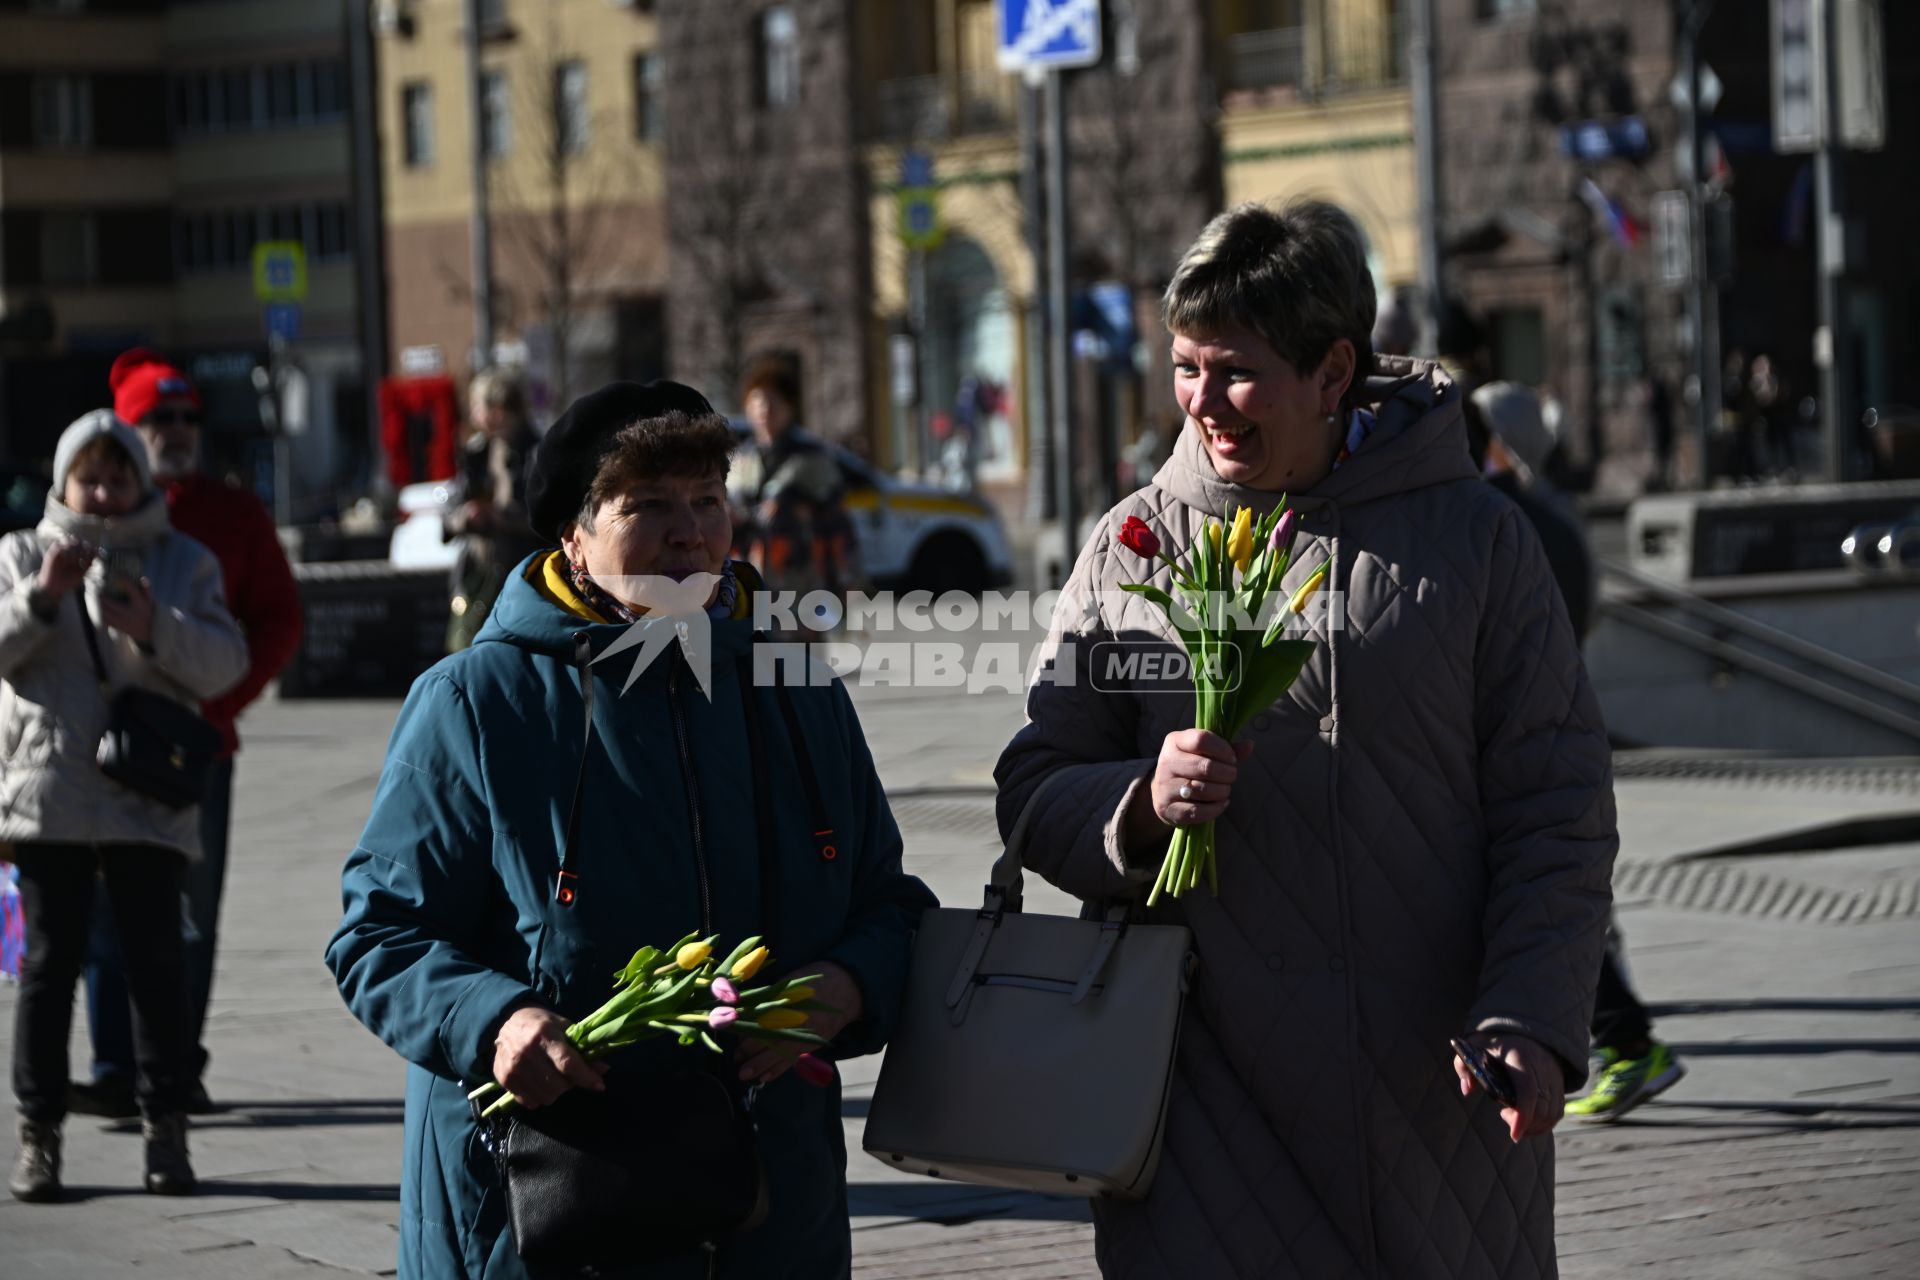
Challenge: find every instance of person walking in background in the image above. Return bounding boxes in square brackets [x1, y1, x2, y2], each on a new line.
[997, 202, 1617, 1278]
[1466, 380, 1687, 1124]
[72, 350, 304, 1122]
[2, 411, 247, 1201]
[443, 369, 544, 652]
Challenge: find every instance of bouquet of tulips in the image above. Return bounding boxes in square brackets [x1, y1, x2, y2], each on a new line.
[466, 933, 829, 1118]
[1113, 503, 1329, 905]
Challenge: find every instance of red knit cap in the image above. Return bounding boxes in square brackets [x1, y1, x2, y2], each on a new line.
[109, 348, 202, 426]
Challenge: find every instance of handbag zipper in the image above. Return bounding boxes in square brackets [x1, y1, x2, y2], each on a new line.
[668, 657, 714, 935]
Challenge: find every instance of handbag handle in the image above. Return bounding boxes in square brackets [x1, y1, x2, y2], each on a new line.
[983, 766, 1077, 915]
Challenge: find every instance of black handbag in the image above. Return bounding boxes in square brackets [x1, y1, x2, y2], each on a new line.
[76, 594, 222, 811]
[478, 640, 835, 1270]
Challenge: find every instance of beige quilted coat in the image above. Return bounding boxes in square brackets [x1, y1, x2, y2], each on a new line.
[995, 358, 1617, 1278]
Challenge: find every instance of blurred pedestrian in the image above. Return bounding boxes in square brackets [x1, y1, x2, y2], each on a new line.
[735, 359, 859, 617]
[3, 411, 247, 1201]
[1467, 382, 1688, 1123]
[444, 369, 545, 652]
[1371, 285, 1418, 358]
[998, 201, 1617, 1278]
[72, 350, 304, 1122]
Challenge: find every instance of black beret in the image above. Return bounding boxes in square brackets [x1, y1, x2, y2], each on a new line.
[526, 379, 717, 542]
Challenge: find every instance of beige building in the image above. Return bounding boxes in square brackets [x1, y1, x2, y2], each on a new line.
[373, 0, 670, 413]
[0, 0, 373, 516]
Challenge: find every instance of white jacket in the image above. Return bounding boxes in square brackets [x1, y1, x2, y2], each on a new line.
[0, 495, 247, 858]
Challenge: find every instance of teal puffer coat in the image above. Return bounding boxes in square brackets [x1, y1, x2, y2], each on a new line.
[326, 559, 935, 1279]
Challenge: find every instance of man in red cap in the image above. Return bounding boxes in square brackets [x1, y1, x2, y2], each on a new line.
[72, 350, 303, 1117]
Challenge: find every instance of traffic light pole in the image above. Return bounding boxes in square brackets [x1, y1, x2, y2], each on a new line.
[1044, 68, 1077, 577]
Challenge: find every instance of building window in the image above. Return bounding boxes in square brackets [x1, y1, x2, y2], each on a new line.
[758, 5, 799, 109]
[42, 214, 98, 285]
[554, 60, 590, 154]
[222, 67, 255, 131]
[402, 80, 435, 167]
[632, 52, 661, 142]
[481, 69, 512, 159]
[32, 75, 93, 148]
[176, 202, 353, 275]
[1478, 0, 1537, 17]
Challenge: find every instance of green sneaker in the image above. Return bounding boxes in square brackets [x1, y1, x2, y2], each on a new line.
[1567, 1041, 1686, 1121]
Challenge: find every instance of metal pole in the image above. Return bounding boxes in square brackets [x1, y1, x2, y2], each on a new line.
[1679, 4, 1721, 486]
[344, 0, 389, 495]
[1813, 0, 1847, 480]
[1045, 68, 1077, 573]
[463, 0, 494, 371]
[1019, 73, 1053, 522]
[1409, 0, 1442, 354]
[908, 247, 929, 478]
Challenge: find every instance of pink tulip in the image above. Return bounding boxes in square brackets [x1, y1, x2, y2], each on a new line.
[793, 1054, 837, 1088]
[1271, 510, 1297, 551]
[708, 1006, 739, 1029]
[711, 977, 739, 1005]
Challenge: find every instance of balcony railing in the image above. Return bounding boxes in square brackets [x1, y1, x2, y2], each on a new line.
[1226, 16, 1404, 100]
[873, 71, 1017, 143]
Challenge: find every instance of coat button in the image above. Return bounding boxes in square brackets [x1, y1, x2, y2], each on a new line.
[1253, 714, 1272, 732]
[1328, 956, 1346, 973]
[1266, 954, 1284, 971]
[1318, 715, 1335, 734]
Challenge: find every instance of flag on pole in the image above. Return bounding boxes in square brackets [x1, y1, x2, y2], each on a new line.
[1579, 179, 1644, 247]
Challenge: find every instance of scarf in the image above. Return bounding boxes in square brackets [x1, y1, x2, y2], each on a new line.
[562, 556, 740, 624]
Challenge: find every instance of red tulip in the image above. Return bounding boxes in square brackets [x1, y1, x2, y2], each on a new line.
[1116, 516, 1160, 559]
[793, 1054, 837, 1087]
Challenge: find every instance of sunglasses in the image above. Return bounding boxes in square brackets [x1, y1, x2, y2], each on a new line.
[146, 409, 202, 428]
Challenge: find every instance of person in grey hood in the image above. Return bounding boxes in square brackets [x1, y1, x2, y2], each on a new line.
[1, 410, 246, 1202]
[995, 202, 1617, 1278]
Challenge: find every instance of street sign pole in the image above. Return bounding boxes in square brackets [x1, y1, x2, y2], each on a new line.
[1812, 0, 1848, 481]
[1019, 73, 1053, 524]
[464, 0, 494, 373]
[1044, 67, 1076, 573]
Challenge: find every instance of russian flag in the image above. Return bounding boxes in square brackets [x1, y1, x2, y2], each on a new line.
[1579, 179, 1644, 247]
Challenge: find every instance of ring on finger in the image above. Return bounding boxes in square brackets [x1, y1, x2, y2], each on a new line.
[1178, 781, 1196, 801]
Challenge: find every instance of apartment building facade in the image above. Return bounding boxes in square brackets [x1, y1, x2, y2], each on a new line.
[373, 0, 670, 418]
[0, 0, 374, 515]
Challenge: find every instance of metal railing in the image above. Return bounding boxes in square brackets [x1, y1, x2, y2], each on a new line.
[1598, 558, 1920, 745]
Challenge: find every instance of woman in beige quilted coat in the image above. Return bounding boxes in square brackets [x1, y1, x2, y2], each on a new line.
[995, 202, 1617, 1278]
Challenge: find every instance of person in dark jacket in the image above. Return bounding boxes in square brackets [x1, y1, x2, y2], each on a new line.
[444, 369, 545, 652]
[75, 349, 304, 1121]
[325, 380, 934, 1279]
[1467, 380, 1687, 1123]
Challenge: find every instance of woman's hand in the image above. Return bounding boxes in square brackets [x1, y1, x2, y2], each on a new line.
[99, 577, 156, 647]
[1125, 729, 1255, 849]
[35, 540, 95, 601]
[735, 960, 863, 1087]
[1453, 1032, 1566, 1143]
[491, 1006, 608, 1109]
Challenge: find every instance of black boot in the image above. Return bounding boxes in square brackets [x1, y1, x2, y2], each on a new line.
[9, 1115, 63, 1202]
[141, 1112, 196, 1196]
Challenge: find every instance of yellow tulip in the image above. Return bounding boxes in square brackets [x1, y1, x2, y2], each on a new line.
[730, 946, 770, 980]
[676, 941, 712, 970]
[1207, 520, 1222, 557]
[1288, 565, 1330, 615]
[778, 986, 816, 1004]
[1226, 508, 1254, 576]
[755, 1009, 809, 1030]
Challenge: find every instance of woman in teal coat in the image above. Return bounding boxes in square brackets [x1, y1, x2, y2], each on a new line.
[325, 382, 934, 1279]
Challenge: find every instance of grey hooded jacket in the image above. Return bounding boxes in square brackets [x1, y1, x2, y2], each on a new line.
[994, 358, 1617, 1278]
[0, 495, 247, 858]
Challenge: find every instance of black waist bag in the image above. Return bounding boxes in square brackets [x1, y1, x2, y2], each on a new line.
[480, 1058, 767, 1270]
[78, 599, 221, 811]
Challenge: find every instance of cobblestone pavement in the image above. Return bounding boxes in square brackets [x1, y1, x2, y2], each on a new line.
[3, 692, 1918, 1277]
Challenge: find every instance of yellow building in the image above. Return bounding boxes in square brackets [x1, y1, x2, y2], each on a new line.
[373, 0, 668, 408]
[1216, 0, 1418, 292]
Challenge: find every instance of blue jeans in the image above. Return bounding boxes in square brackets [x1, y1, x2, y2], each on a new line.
[85, 756, 234, 1085]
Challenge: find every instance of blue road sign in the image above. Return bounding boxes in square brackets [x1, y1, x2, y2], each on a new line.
[998, 0, 1102, 72]
[265, 302, 302, 343]
[901, 149, 935, 189]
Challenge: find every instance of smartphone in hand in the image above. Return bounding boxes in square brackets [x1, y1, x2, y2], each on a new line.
[1450, 1037, 1517, 1107]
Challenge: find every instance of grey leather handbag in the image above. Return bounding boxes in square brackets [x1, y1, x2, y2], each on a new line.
[863, 771, 1194, 1199]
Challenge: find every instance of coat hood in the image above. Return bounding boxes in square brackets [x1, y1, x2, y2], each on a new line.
[38, 490, 171, 551]
[1152, 356, 1480, 520]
